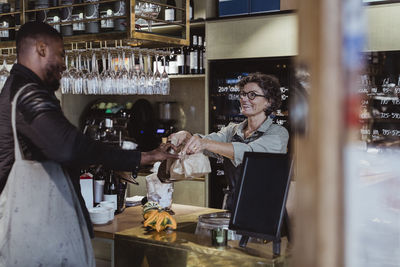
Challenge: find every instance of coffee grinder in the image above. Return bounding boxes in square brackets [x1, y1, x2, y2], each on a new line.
[156, 101, 178, 141]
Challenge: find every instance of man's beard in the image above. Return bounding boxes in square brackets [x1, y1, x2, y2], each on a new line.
[43, 63, 61, 91]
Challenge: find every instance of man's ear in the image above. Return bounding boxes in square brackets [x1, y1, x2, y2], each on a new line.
[36, 41, 47, 58]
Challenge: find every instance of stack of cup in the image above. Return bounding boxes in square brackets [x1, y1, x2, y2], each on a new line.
[88, 207, 110, 225]
[89, 200, 115, 224]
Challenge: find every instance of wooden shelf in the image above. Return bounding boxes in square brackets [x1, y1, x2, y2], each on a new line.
[0, 0, 191, 49]
[169, 74, 205, 79]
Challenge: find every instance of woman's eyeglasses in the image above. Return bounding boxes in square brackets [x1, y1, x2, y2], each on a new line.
[239, 91, 265, 100]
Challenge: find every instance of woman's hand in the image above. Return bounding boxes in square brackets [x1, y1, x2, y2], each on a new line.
[181, 135, 206, 155]
[168, 131, 192, 146]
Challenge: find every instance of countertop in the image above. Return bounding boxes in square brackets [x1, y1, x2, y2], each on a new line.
[93, 203, 221, 239]
[93, 204, 290, 266]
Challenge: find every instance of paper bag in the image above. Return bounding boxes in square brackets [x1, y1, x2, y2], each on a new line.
[170, 153, 211, 180]
[146, 173, 174, 209]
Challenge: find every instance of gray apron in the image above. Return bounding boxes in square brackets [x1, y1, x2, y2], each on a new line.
[222, 131, 264, 211]
[0, 84, 95, 267]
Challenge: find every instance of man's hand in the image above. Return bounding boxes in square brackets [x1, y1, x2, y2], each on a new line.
[140, 143, 179, 166]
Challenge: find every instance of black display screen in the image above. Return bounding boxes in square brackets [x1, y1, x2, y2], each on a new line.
[230, 152, 291, 239]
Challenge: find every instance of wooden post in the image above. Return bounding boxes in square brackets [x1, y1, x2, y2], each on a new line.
[293, 0, 344, 267]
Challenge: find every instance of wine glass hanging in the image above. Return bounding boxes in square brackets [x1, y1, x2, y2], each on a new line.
[61, 44, 171, 95]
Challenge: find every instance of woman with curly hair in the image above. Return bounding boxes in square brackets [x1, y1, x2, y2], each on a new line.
[170, 72, 289, 210]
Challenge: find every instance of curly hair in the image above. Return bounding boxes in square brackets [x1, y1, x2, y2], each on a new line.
[237, 72, 282, 116]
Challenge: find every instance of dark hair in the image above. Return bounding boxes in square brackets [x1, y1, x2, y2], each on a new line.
[16, 22, 63, 56]
[237, 72, 282, 116]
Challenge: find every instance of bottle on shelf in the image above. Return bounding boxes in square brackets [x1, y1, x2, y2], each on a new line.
[93, 166, 106, 206]
[202, 41, 207, 73]
[61, 0, 73, 36]
[198, 36, 204, 74]
[99, 0, 114, 32]
[116, 180, 127, 214]
[190, 0, 194, 21]
[113, 0, 126, 32]
[190, 35, 199, 74]
[168, 48, 178, 75]
[184, 45, 190, 74]
[84, 0, 99, 34]
[47, 0, 61, 33]
[177, 47, 185, 75]
[165, 0, 176, 22]
[103, 170, 117, 211]
[0, 3, 15, 41]
[72, 0, 85, 34]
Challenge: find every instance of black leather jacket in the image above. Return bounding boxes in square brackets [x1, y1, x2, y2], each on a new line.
[0, 63, 142, 237]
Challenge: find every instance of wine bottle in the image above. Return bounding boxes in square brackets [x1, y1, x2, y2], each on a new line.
[0, 4, 15, 41]
[103, 170, 117, 211]
[184, 45, 190, 74]
[72, 0, 85, 34]
[198, 36, 204, 74]
[165, 0, 176, 22]
[84, 0, 99, 34]
[177, 47, 185, 75]
[116, 180, 127, 213]
[47, 0, 61, 33]
[99, 1, 114, 32]
[190, 35, 199, 74]
[61, 0, 73, 36]
[168, 49, 178, 75]
[189, 0, 194, 21]
[202, 41, 206, 74]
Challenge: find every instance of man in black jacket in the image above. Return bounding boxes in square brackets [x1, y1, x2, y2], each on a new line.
[0, 22, 177, 237]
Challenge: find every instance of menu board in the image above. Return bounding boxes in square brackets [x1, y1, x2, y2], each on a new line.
[359, 51, 400, 149]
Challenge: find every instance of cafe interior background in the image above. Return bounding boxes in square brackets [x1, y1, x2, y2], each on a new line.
[0, 0, 399, 266]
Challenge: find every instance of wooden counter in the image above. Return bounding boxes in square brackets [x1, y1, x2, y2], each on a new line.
[93, 204, 290, 267]
[93, 203, 221, 239]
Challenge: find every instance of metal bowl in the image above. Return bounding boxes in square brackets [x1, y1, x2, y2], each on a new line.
[195, 212, 241, 240]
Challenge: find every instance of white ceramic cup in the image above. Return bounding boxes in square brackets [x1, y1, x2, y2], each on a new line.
[96, 201, 115, 221]
[88, 207, 109, 224]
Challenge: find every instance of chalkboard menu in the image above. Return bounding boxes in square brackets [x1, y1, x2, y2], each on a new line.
[359, 51, 400, 149]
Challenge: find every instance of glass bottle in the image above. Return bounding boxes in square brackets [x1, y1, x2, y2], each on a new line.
[198, 36, 204, 74]
[190, 35, 199, 74]
[103, 170, 117, 211]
